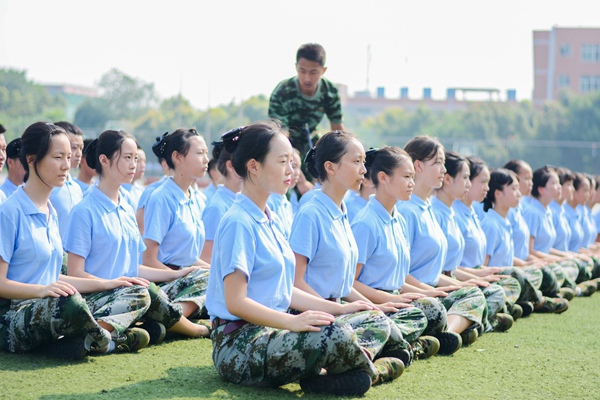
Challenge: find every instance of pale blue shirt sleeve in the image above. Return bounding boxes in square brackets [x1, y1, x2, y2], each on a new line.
[143, 193, 173, 245]
[203, 203, 226, 241]
[216, 217, 255, 280]
[481, 218, 501, 263]
[352, 220, 378, 266]
[0, 203, 17, 263]
[289, 209, 319, 261]
[63, 204, 94, 259]
[523, 208, 540, 240]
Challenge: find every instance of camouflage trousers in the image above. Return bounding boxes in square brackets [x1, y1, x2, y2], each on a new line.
[158, 269, 209, 318]
[83, 285, 151, 335]
[481, 278, 521, 332]
[438, 286, 487, 327]
[553, 259, 593, 289]
[0, 293, 111, 353]
[540, 264, 564, 297]
[143, 283, 184, 329]
[385, 290, 444, 339]
[500, 267, 543, 305]
[211, 319, 378, 387]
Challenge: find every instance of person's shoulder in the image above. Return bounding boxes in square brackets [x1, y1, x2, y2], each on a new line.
[271, 77, 297, 96]
[319, 76, 339, 92]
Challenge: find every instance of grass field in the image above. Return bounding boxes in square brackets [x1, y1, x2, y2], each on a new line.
[2, 294, 600, 400]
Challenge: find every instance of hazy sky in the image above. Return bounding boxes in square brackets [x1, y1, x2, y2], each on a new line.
[1, 0, 599, 109]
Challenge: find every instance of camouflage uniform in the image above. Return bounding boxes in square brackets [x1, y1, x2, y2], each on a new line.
[211, 318, 378, 387]
[500, 266, 544, 305]
[541, 264, 565, 296]
[438, 287, 487, 329]
[158, 269, 210, 318]
[144, 283, 184, 329]
[384, 290, 445, 340]
[0, 293, 111, 353]
[83, 285, 151, 335]
[268, 76, 343, 159]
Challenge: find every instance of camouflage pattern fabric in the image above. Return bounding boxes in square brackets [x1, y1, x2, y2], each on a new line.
[143, 283, 184, 330]
[268, 76, 343, 159]
[0, 293, 111, 353]
[500, 266, 543, 305]
[211, 318, 378, 387]
[385, 291, 446, 338]
[83, 285, 151, 335]
[411, 296, 448, 336]
[159, 269, 209, 318]
[438, 286, 486, 327]
[539, 265, 562, 297]
[386, 306, 427, 344]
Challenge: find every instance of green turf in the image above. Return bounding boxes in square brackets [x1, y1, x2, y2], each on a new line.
[2, 294, 600, 400]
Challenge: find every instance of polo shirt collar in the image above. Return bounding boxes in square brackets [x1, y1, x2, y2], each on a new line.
[315, 189, 345, 220]
[453, 199, 473, 216]
[15, 186, 58, 219]
[368, 195, 395, 224]
[90, 185, 121, 212]
[236, 193, 269, 223]
[409, 193, 429, 210]
[164, 177, 193, 205]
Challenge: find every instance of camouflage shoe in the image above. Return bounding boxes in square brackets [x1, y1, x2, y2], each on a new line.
[493, 313, 514, 332]
[411, 336, 440, 359]
[140, 321, 166, 345]
[460, 324, 479, 346]
[435, 331, 462, 355]
[558, 287, 575, 301]
[576, 282, 597, 297]
[517, 301, 535, 318]
[378, 347, 412, 367]
[535, 297, 569, 314]
[113, 327, 150, 353]
[300, 369, 372, 396]
[372, 357, 405, 385]
[509, 303, 523, 321]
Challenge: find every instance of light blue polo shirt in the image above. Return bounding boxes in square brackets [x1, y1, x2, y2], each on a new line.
[202, 182, 219, 203]
[432, 197, 465, 272]
[206, 194, 294, 322]
[352, 196, 410, 291]
[580, 205, 597, 248]
[473, 201, 487, 223]
[345, 191, 368, 223]
[49, 172, 83, 239]
[507, 201, 530, 260]
[397, 194, 447, 287]
[267, 193, 294, 239]
[522, 198, 556, 254]
[453, 200, 486, 268]
[595, 209, 600, 236]
[289, 190, 357, 299]
[0, 189, 6, 204]
[0, 178, 18, 198]
[203, 185, 237, 241]
[122, 182, 145, 211]
[564, 203, 584, 252]
[481, 209, 514, 266]
[297, 183, 322, 210]
[549, 201, 571, 252]
[73, 178, 90, 193]
[64, 186, 143, 279]
[0, 187, 62, 285]
[289, 190, 299, 215]
[137, 176, 168, 210]
[143, 177, 205, 267]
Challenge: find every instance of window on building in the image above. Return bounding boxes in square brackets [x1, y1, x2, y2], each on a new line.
[558, 75, 570, 87]
[580, 76, 600, 93]
[560, 44, 571, 57]
[581, 44, 600, 62]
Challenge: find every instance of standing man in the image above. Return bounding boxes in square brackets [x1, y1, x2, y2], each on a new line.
[268, 43, 345, 160]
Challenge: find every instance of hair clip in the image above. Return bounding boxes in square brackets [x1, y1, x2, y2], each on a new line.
[364, 147, 379, 168]
[152, 131, 170, 157]
[304, 147, 316, 165]
[221, 126, 246, 152]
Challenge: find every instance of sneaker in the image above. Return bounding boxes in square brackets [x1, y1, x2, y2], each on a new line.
[460, 324, 479, 346]
[517, 301, 534, 318]
[509, 304, 523, 321]
[300, 369, 372, 396]
[535, 297, 569, 314]
[493, 313, 514, 332]
[558, 287, 575, 301]
[435, 331, 462, 355]
[46, 337, 87, 360]
[589, 277, 600, 291]
[411, 336, 440, 359]
[378, 347, 412, 367]
[576, 282, 597, 297]
[140, 321, 166, 345]
[112, 327, 150, 353]
[372, 357, 405, 385]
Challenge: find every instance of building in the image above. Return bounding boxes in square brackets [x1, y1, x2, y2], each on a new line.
[533, 26, 600, 106]
[44, 84, 99, 120]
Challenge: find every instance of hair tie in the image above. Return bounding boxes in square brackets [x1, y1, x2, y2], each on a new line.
[364, 147, 379, 169]
[152, 131, 170, 157]
[84, 138, 99, 156]
[304, 147, 316, 165]
[221, 126, 246, 153]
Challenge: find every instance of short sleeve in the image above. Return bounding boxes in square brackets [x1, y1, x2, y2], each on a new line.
[143, 194, 173, 245]
[289, 210, 319, 261]
[203, 204, 225, 241]
[0, 205, 17, 264]
[523, 210, 540, 239]
[214, 218, 256, 280]
[63, 205, 93, 259]
[482, 220, 500, 257]
[397, 206, 416, 247]
[351, 221, 378, 266]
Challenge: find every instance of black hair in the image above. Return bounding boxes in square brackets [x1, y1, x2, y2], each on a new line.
[444, 151, 468, 179]
[572, 172, 587, 191]
[54, 121, 83, 136]
[305, 130, 358, 181]
[465, 155, 488, 180]
[483, 168, 518, 212]
[531, 166, 556, 198]
[503, 159, 529, 176]
[85, 130, 135, 175]
[0, 124, 5, 134]
[20, 122, 67, 183]
[222, 121, 289, 181]
[555, 167, 575, 185]
[403, 136, 443, 163]
[585, 173, 596, 191]
[365, 146, 412, 187]
[296, 43, 326, 66]
[211, 140, 233, 177]
[151, 128, 200, 170]
[6, 138, 21, 160]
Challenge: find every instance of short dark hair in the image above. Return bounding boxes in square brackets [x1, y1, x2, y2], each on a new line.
[296, 43, 326, 67]
[211, 141, 233, 178]
[466, 155, 488, 180]
[503, 159, 529, 176]
[54, 121, 83, 136]
[531, 166, 556, 198]
[152, 128, 200, 170]
[404, 136, 443, 163]
[483, 168, 518, 212]
[444, 151, 468, 179]
[573, 172, 587, 191]
[85, 130, 135, 175]
[0, 124, 5, 134]
[365, 146, 412, 187]
[20, 122, 67, 183]
[555, 167, 575, 185]
[6, 138, 21, 160]
[222, 121, 289, 181]
[306, 131, 358, 181]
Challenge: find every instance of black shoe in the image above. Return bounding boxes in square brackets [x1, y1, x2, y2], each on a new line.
[300, 369, 372, 396]
[517, 301, 534, 318]
[47, 337, 87, 360]
[435, 331, 462, 355]
[460, 324, 480, 346]
[493, 313, 514, 332]
[378, 347, 412, 367]
[509, 304, 523, 320]
[140, 321, 166, 345]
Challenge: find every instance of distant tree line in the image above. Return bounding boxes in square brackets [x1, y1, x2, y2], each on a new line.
[1, 67, 599, 175]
